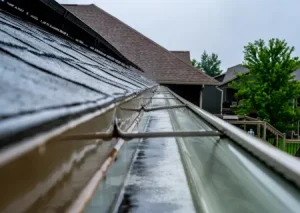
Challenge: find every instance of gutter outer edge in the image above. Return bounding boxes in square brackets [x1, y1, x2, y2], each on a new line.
[0, 86, 158, 168]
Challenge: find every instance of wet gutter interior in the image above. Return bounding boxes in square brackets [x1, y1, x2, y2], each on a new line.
[86, 89, 195, 213]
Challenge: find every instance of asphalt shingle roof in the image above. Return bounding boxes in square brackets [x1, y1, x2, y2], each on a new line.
[63, 4, 218, 85]
[170, 51, 191, 64]
[0, 10, 155, 146]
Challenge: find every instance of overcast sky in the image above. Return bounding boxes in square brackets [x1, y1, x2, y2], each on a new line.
[58, 0, 300, 71]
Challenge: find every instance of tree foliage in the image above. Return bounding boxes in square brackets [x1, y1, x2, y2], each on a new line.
[191, 51, 222, 77]
[230, 38, 300, 131]
[191, 59, 200, 69]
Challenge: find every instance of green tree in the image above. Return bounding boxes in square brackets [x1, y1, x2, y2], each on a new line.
[191, 59, 200, 69]
[230, 38, 300, 131]
[191, 51, 222, 77]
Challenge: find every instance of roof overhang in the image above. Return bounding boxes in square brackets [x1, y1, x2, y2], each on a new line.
[218, 76, 238, 87]
[159, 81, 220, 86]
[0, 0, 143, 71]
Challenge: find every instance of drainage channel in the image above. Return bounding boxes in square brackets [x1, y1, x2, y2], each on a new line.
[166, 92, 300, 213]
[116, 100, 195, 213]
[85, 92, 196, 213]
[83, 87, 300, 213]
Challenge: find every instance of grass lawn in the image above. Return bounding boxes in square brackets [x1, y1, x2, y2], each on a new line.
[268, 138, 300, 156]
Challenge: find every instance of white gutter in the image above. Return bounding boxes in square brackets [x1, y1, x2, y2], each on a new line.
[199, 85, 204, 108]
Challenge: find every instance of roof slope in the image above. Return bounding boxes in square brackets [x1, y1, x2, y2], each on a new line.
[222, 64, 249, 84]
[170, 51, 191, 63]
[63, 4, 218, 85]
[221, 64, 300, 86]
[0, 10, 155, 146]
[214, 73, 226, 82]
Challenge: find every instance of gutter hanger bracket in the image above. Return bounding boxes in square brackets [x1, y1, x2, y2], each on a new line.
[61, 118, 223, 141]
[120, 104, 186, 112]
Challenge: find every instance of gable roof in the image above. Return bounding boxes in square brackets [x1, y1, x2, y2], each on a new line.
[63, 4, 218, 85]
[222, 64, 249, 84]
[220, 64, 300, 86]
[170, 51, 191, 63]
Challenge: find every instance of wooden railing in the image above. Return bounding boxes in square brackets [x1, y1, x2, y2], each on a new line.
[227, 116, 300, 155]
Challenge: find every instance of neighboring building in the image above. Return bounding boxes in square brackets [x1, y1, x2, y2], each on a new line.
[294, 69, 300, 81]
[221, 64, 249, 84]
[218, 64, 300, 113]
[63, 4, 222, 114]
[218, 64, 249, 110]
[214, 73, 226, 82]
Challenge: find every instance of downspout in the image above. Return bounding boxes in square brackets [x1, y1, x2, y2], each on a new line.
[200, 85, 204, 108]
[224, 86, 227, 101]
[216, 86, 223, 114]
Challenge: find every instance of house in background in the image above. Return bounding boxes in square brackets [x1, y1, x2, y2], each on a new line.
[218, 64, 300, 114]
[168, 50, 222, 113]
[218, 64, 249, 111]
[63, 4, 222, 114]
[214, 73, 226, 82]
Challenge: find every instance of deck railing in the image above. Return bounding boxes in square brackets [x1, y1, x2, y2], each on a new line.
[228, 115, 300, 155]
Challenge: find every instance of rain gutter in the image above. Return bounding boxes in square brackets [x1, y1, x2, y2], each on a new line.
[66, 108, 146, 213]
[168, 88, 300, 188]
[0, 86, 158, 168]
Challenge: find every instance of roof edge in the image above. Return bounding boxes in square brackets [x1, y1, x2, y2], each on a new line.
[159, 81, 219, 86]
[1, 0, 143, 71]
[219, 76, 238, 87]
[214, 73, 226, 78]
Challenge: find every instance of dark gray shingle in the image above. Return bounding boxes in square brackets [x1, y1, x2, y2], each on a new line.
[0, 11, 155, 145]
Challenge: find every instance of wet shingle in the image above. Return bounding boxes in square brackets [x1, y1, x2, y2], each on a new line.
[0, 10, 155, 145]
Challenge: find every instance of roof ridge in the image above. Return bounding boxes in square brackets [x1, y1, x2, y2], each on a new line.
[214, 73, 226, 78]
[87, 4, 218, 84]
[220, 64, 249, 86]
[227, 64, 243, 69]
